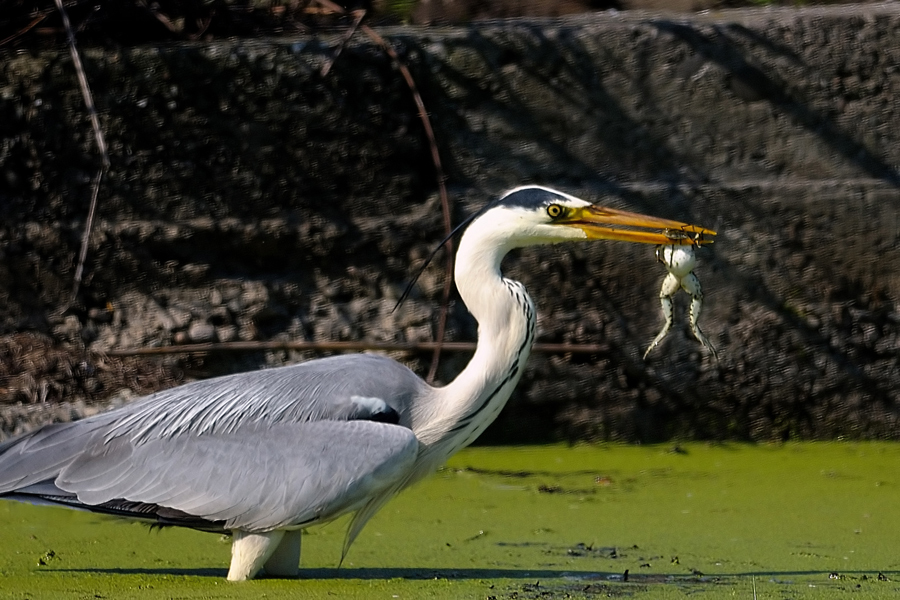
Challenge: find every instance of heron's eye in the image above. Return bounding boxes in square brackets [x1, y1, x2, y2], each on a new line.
[547, 204, 564, 219]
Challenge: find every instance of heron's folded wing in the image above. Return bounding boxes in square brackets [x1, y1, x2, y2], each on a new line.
[0, 419, 114, 491]
[55, 420, 419, 532]
[90, 354, 426, 445]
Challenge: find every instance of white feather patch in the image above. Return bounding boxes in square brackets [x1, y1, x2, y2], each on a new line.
[350, 395, 389, 414]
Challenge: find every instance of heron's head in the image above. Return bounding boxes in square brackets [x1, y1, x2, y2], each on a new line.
[395, 186, 715, 310]
[471, 185, 716, 249]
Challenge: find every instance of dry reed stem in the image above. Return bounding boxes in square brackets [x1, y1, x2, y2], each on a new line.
[320, 9, 367, 76]
[54, 0, 110, 304]
[105, 340, 611, 357]
[316, 0, 455, 383]
[0, 14, 46, 47]
[357, 24, 455, 384]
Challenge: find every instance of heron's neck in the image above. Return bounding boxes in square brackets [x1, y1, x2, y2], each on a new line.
[419, 229, 536, 453]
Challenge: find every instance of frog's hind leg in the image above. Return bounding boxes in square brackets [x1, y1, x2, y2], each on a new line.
[681, 272, 718, 360]
[643, 273, 681, 360]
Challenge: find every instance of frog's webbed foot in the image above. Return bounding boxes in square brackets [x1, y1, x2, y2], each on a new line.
[681, 272, 718, 361]
[643, 272, 681, 360]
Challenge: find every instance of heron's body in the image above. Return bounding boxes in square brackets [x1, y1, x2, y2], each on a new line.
[0, 187, 713, 580]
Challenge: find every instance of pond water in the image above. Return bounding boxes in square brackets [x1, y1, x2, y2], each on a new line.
[2, 443, 899, 599]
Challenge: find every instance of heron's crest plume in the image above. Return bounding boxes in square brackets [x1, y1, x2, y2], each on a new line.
[392, 212, 474, 313]
[392, 186, 572, 312]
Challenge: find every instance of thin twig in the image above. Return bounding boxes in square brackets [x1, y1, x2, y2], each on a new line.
[136, 0, 183, 34]
[54, 0, 110, 167]
[191, 17, 213, 40]
[310, 0, 346, 14]
[0, 14, 46, 47]
[318, 6, 456, 383]
[105, 340, 611, 357]
[359, 24, 454, 384]
[71, 168, 104, 299]
[54, 0, 110, 304]
[320, 9, 366, 76]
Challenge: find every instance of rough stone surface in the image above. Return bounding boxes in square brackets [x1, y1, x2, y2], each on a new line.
[1, 5, 898, 442]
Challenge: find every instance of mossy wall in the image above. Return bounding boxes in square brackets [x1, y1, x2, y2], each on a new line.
[1, 5, 898, 442]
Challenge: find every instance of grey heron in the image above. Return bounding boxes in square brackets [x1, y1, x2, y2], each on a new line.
[0, 186, 714, 581]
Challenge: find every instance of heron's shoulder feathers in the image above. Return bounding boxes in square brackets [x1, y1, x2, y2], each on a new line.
[105, 353, 426, 443]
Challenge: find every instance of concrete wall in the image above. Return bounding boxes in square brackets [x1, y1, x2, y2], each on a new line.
[1, 4, 898, 441]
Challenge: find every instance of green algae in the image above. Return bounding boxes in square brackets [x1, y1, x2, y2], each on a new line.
[2, 443, 900, 599]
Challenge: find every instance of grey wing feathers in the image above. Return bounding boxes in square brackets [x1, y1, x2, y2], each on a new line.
[0, 417, 118, 491]
[54, 420, 418, 531]
[105, 354, 427, 443]
[0, 353, 426, 530]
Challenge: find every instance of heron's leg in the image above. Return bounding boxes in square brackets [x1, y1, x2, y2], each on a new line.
[681, 272, 718, 360]
[263, 529, 302, 578]
[227, 529, 286, 581]
[643, 273, 680, 360]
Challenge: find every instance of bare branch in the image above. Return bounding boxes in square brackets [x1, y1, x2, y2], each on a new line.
[71, 168, 104, 301]
[359, 25, 454, 384]
[0, 14, 46, 48]
[309, 0, 347, 15]
[105, 340, 611, 357]
[54, 0, 109, 169]
[321, 9, 366, 77]
[320, 12, 456, 383]
[53, 0, 110, 304]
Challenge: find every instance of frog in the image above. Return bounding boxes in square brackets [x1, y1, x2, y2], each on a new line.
[643, 240, 718, 360]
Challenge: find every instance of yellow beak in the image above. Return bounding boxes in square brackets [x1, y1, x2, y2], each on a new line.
[562, 205, 716, 245]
